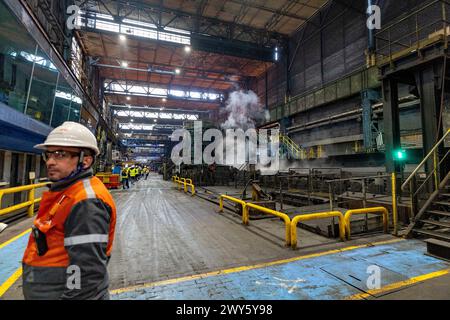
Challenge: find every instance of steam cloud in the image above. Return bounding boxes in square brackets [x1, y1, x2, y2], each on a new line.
[221, 90, 269, 131]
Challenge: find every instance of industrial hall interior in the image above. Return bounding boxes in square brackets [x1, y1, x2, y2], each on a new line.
[1, 0, 450, 301]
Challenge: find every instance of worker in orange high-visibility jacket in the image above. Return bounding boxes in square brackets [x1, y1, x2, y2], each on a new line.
[22, 121, 116, 300]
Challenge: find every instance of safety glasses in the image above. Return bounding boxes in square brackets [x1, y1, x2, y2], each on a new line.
[42, 150, 79, 161]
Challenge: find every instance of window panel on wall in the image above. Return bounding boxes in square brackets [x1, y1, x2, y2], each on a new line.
[68, 92, 82, 122]
[0, 150, 4, 181]
[25, 47, 58, 124]
[50, 77, 71, 127]
[0, 1, 37, 113]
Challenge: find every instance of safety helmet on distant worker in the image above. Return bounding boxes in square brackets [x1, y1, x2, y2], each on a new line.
[34, 121, 100, 156]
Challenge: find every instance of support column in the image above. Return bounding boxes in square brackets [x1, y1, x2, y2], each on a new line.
[414, 66, 441, 176]
[362, 89, 380, 151]
[17, 154, 26, 202]
[382, 78, 400, 174]
[2, 151, 11, 185]
[34, 155, 41, 183]
[2, 151, 12, 207]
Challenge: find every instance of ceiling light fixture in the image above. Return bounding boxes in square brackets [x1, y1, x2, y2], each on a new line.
[162, 98, 167, 102]
[119, 34, 127, 41]
[122, 61, 128, 67]
[175, 68, 181, 75]
[126, 96, 131, 101]
[184, 45, 191, 53]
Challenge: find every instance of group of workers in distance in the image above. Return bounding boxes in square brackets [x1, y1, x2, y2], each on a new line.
[120, 164, 150, 189]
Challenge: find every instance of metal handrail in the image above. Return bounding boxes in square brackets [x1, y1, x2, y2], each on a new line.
[376, 19, 450, 54]
[375, 0, 448, 35]
[243, 203, 291, 247]
[411, 148, 450, 198]
[401, 128, 450, 191]
[326, 175, 390, 183]
[218, 195, 247, 224]
[279, 134, 305, 159]
[184, 182, 196, 196]
[0, 182, 51, 217]
[290, 211, 345, 250]
[344, 207, 389, 240]
[178, 178, 186, 191]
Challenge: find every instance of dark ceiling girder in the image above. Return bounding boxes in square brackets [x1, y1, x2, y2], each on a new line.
[116, 117, 184, 126]
[103, 78, 227, 97]
[190, 34, 275, 62]
[81, 33, 253, 79]
[80, 22, 275, 63]
[75, 0, 288, 45]
[75, 0, 287, 39]
[120, 129, 176, 134]
[95, 63, 243, 86]
[110, 104, 209, 114]
[104, 92, 222, 105]
[122, 139, 169, 145]
[228, 0, 309, 21]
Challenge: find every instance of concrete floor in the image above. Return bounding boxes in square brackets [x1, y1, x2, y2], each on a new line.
[1, 173, 449, 300]
[108, 174, 334, 289]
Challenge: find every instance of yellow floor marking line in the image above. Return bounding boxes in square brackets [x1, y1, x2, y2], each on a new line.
[0, 267, 23, 298]
[0, 228, 31, 250]
[110, 238, 404, 295]
[345, 269, 450, 300]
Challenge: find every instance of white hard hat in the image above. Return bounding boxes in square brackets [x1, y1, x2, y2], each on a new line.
[34, 121, 100, 156]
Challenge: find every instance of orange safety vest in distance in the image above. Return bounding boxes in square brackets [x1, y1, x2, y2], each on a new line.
[23, 176, 116, 268]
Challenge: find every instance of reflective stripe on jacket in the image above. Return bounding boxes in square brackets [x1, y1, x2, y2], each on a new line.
[22, 169, 116, 300]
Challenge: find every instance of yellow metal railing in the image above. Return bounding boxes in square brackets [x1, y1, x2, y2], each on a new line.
[401, 128, 450, 217]
[0, 182, 50, 217]
[344, 207, 389, 240]
[218, 195, 247, 224]
[290, 211, 346, 250]
[184, 181, 195, 196]
[216, 194, 391, 249]
[279, 134, 306, 160]
[172, 176, 195, 195]
[243, 203, 291, 247]
[391, 173, 398, 236]
[178, 178, 186, 191]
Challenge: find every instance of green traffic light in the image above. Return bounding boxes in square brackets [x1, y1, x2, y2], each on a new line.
[394, 149, 406, 161]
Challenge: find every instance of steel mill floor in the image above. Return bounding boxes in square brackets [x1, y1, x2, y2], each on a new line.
[1, 174, 449, 300]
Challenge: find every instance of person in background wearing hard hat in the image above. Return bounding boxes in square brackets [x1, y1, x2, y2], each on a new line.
[129, 165, 136, 184]
[121, 165, 130, 189]
[22, 121, 116, 300]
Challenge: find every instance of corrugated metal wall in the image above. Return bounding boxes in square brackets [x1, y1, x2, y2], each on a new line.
[253, 0, 436, 110]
